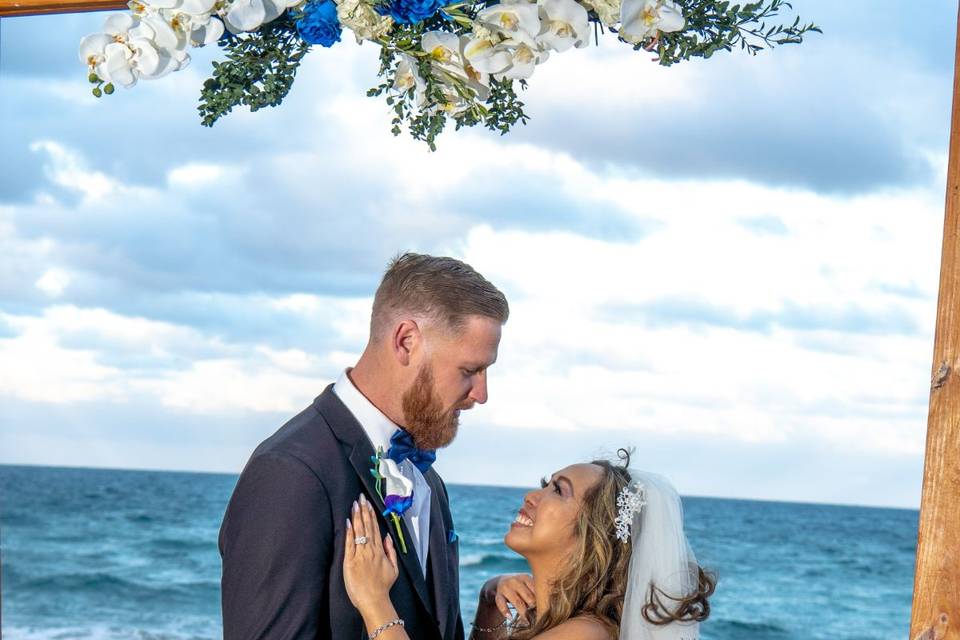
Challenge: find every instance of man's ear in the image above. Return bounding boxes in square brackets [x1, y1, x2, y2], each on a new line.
[391, 319, 421, 367]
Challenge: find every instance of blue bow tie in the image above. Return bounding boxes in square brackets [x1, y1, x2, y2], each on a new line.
[386, 428, 436, 473]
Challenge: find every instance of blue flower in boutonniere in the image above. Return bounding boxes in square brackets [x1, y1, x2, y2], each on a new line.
[370, 448, 412, 554]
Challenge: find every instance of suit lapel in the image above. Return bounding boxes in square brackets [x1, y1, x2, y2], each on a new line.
[427, 475, 454, 638]
[317, 386, 437, 621]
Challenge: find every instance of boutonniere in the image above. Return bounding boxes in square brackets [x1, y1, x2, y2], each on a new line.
[370, 447, 411, 554]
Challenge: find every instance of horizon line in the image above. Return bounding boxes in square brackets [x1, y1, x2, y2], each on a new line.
[0, 461, 920, 513]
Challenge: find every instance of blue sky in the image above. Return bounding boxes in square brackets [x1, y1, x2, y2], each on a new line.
[0, 0, 954, 508]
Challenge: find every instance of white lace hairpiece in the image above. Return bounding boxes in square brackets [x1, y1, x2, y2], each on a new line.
[615, 483, 646, 543]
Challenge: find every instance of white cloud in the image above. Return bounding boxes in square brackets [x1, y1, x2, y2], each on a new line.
[167, 162, 228, 188]
[30, 140, 116, 200]
[34, 267, 72, 297]
[0, 2, 949, 507]
[0, 311, 124, 404]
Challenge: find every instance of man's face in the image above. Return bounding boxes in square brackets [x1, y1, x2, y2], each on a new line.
[401, 315, 502, 449]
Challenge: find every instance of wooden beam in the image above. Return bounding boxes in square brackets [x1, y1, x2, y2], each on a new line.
[0, 0, 126, 17]
[910, 4, 960, 640]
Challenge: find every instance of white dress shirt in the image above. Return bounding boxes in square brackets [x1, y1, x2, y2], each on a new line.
[333, 369, 432, 575]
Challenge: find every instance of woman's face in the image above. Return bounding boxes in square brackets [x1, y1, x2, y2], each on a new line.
[504, 463, 604, 562]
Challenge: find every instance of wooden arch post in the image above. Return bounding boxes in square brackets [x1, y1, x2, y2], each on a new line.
[910, 4, 960, 640]
[0, 0, 123, 16]
[1, 0, 960, 636]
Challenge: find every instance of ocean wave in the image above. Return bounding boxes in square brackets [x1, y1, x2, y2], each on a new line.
[459, 553, 528, 571]
[18, 572, 219, 603]
[3, 625, 215, 640]
[23, 572, 146, 594]
[149, 538, 215, 553]
[712, 619, 791, 637]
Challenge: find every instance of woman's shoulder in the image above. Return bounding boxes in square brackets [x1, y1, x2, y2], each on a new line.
[530, 615, 614, 640]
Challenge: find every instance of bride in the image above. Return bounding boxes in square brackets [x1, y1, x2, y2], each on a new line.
[342, 450, 715, 639]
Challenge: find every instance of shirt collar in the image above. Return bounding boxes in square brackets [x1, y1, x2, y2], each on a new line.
[332, 368, 399, 453]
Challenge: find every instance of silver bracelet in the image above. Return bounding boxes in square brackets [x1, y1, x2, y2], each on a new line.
[369, 618, 404, 639]
[471, 618, 509, 634]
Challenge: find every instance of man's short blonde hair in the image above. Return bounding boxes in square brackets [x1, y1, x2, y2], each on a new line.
[370, 252, 509, 340]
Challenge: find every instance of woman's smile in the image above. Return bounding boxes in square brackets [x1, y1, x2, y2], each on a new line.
[511, 507, 535, 528]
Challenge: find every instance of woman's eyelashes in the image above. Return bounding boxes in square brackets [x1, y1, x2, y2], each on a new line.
[539, 476, 562, 495]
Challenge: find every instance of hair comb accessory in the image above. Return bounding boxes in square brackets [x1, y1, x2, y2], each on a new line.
[615, 483, 646, 543]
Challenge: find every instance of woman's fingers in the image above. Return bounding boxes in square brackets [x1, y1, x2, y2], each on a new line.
[505, 588, 528, 617]
[494, 593, 510, 618]
[384, 534, 398, 571]
[344, 518, 355, 561]
[361, 497, 383, 552]
[516, 580, 536, 607]
[351, 498, 366, 547]
[493, 574, 536, 618]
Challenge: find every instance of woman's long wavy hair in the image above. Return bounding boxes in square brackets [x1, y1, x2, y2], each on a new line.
[508, 449, 716, 639]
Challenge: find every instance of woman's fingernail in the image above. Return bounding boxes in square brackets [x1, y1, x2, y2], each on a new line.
[359, 493, 367, 506]
[346, 518, 352, 529]
[353, 500, 359, 512]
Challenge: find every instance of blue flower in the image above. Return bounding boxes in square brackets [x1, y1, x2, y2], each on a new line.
[297, 0, 342, 47]
[383, 493, 415, 517]
[375, 0, 450, 25]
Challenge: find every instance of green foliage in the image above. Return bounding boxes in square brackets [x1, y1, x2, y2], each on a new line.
[192, 0, 819, 143]
[482, 78, 529, 135]
[653, 0, 821, 66]
[198, 16, 312, 127]
[365, 15, 530, 149]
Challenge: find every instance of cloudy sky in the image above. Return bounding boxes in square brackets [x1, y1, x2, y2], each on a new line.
[0, 1, 954, 508]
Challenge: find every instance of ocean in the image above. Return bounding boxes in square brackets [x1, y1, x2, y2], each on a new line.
[0, 465, 917, 639]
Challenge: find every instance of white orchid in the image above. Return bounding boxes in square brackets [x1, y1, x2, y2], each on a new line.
[223, 0, 301, 33]
[475, 0, 541, 39]
[178, 0, 219, 14]
[335, 0, 394, 42]
[181, 13, 226, 46]
[422, 31, 465, 73]
[422, 31, 490, 99]
[393, 53, 427, 106]
[498, 39, 548, 79]
[578, 0, 619, 27]
[464, 26, 549, 80]
[78, 13, 171, 87]
[536, 0, 589, 52]
[128, 0, 224, 47]
[463, 27, 513, 75]
[619, 0, 684, 44]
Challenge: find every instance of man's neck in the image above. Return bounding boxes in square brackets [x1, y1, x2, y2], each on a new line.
[348, 354, 405, 427]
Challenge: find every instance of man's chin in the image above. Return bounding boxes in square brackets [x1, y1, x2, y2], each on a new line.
[409, 416, 459, 450]
[433, 422, 459, 450]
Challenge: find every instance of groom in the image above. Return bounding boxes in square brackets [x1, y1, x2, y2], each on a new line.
[219, 253, 509, 640]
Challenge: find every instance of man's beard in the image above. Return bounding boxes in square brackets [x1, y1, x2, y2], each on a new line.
[401, 363, 460, 450]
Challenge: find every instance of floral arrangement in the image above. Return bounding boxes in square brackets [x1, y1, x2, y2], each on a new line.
[370, 448, 412, 553]
[79, 0, 818, 147]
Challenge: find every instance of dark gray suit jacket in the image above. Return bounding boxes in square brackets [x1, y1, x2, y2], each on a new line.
[219, 385, 464, 640]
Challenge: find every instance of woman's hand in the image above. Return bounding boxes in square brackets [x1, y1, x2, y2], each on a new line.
[483, 573, 536, 619]
[343, 493, 399, 618]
